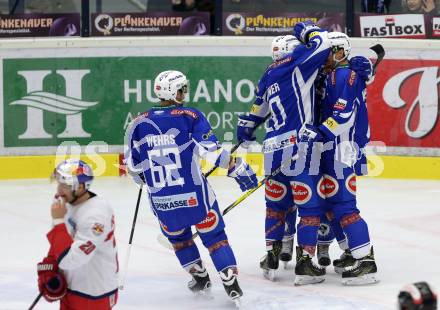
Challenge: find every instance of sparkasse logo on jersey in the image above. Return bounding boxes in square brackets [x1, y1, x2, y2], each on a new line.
[359, 14, 425, 38]
[151, 192, 199, 211]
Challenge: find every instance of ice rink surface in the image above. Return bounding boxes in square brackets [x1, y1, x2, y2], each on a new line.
[1, 176, 439, 310]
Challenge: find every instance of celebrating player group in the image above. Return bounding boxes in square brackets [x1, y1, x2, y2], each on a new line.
[35, 21, 380, 309]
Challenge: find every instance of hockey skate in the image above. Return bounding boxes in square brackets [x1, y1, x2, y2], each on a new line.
[333, 249, 356, 274]
[294, 246, 326, 286]
[279, 239, 293, 269]
[317, 243, 331, 267]
[188, 261, 212, 296]
[259, 241, 282, 281]
[220, 267, 243, 308]
[341, 247, 379, 286]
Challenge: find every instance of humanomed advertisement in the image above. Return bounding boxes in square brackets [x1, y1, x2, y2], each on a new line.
[2, 56, 268, 151]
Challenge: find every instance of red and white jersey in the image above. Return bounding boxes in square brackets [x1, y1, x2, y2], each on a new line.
[47, 193, 118, 299]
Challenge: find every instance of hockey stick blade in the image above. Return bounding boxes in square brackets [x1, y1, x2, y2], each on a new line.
[157, 233, 174, 250]
[370, 44, 384, 58]
[370, 44, 385, 73]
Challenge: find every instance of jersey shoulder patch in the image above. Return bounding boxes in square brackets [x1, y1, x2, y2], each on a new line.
[170, 108, 199, 119]
[268, 56, 293, 70]
[92, 222, 105, 236]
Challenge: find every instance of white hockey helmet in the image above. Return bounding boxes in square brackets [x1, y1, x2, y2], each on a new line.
[154, 70, 188, 103]
[271, 35, 300, 61]
[53, 159, 93, 191]
[328, 31, 351, 61]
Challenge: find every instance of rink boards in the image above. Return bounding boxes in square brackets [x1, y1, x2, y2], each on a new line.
[0, 36, 440, 179]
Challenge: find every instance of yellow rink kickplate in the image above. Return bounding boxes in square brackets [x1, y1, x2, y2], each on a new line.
[0, 154, 439, 180]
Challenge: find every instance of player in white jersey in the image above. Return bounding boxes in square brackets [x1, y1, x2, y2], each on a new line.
[37, 159, 118, 309]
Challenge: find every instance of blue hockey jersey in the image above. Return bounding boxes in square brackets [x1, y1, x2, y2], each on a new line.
[126, 105, 222, 231]
[251, 31, 332, 173]
[318, 64, 370, 175]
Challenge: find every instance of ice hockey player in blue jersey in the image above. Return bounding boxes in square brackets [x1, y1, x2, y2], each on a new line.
[238, 35, 301, 276]
[125, 70, 258, 305]
[269, 35, 301, 269]
[298, 32, 379, 285]
[237, 21, 333, 285]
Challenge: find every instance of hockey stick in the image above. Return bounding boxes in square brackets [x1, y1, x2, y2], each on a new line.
[369, 44, 385, 74]
[119, 186, 143, 290]
[28, 293, 42, 310]
[157, 153, 299, 250]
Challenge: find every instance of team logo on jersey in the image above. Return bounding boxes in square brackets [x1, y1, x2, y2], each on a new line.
[195, 209, 219, 233]
[291, 181, 312, 205]
[202, 130, 213, 140]
[334, 98, 347, 111]
[152, 192, 198, 211]
[318, 223, 331, 238]
[92, 223, 105, 236]
[323, 174, 339, 198]
[160, 222, 185, 236]
[317, 176, 326, 199]
[345, 174, 357, 195]
[265, 179, 287, 201]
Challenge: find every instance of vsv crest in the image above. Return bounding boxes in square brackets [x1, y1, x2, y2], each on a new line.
[10, 69, 98, 139]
